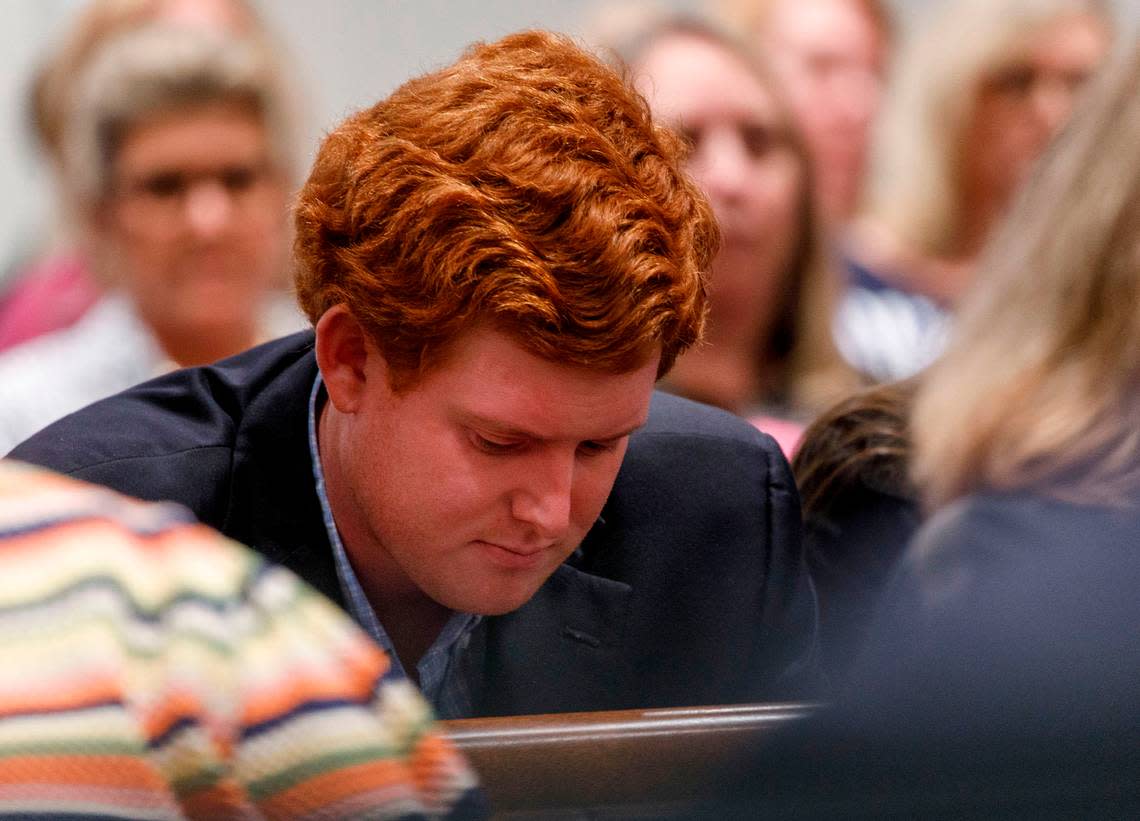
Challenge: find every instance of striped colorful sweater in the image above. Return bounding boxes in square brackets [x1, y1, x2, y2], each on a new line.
[0, 460, 485, 820]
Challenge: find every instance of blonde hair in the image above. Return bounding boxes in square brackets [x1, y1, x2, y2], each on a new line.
[866, 0, 1113, 258]
[911, 42, 1140, 510]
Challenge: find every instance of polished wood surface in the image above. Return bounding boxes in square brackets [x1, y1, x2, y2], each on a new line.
[441, 702, 817, 815]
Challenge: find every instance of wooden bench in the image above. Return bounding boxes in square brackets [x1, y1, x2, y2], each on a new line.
[441, 702, 817, 816]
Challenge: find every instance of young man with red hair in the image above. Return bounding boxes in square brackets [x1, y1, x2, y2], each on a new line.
[13, 31, 816, 718]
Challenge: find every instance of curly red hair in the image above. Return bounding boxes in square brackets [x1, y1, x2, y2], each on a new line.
[294, 30, 714, 386]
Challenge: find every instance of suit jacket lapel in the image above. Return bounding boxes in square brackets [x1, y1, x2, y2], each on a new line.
[473, 564, 634, 716]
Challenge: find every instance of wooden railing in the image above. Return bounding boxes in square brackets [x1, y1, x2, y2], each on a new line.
[441, 702, 817, 816]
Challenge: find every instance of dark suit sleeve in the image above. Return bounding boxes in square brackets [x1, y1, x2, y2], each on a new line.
[745, 427, 821, 700]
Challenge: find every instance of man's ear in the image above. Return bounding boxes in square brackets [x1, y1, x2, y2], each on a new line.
[314, 305, 388, 414]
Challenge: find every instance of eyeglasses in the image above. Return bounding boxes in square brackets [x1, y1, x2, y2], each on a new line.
[983, 62, 1095, 102]
[108, 161, 281, 235]
[679, 121, 796, 162]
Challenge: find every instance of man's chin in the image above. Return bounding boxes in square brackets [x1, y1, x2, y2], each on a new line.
[438, 581, 548, 617]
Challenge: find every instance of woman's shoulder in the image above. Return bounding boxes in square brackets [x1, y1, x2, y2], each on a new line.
[896, 490, 1140, 633]
[917, 491, 1138, 560]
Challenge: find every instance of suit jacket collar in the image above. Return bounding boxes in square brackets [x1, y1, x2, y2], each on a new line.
[222, 338, 344, 604]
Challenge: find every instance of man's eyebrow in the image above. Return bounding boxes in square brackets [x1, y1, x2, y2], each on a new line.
[588, 421, 648, 442]
[458, 411, 647, 442]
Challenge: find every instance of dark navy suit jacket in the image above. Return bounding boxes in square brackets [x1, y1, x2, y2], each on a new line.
[11, 331, 817, 716]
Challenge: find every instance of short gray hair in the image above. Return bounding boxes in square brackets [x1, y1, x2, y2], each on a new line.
[64, 24, 295, 202]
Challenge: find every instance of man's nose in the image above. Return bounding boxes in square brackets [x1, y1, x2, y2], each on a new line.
[509, 448, 575, 542]
[184, 179, 236, 238]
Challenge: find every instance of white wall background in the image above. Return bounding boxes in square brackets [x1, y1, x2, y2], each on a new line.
[0, 0, 1135, 271]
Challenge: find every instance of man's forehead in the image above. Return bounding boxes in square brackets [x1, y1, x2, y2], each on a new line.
[447, 372, 656, 437]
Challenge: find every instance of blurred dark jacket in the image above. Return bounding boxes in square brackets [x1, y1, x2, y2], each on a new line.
[730, 491, 1140, 819]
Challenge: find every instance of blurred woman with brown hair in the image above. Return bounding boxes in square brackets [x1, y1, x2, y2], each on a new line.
[791, 379, 918, 681]
[713, 0, 892, 230]
[602, 15, 859, 440]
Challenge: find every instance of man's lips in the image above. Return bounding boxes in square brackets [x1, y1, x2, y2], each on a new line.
[475, 540, 553, 570]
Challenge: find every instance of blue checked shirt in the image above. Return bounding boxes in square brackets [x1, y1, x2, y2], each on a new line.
[308, 375, 481, 719]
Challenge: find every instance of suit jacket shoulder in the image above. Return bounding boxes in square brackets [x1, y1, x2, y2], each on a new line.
[10, 331, 342, 602]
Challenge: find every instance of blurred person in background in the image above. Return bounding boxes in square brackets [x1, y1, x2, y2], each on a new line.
[713, 0, 892, 230]
[791, 379, 918, 684]
[838, 0, 1113, 382]
[0, 25, 303, 453]
[0, 0, 290, 352]
[607, 16, 860, 448]
[837, 39, 1140, 814]
[723, 41, 1140, 818]
[0, 459, 484, 819]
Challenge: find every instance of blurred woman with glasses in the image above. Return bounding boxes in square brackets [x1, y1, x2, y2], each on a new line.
[0, 0, 287, 352]
[0, 25, 302, 453]
[836, 0, 1113, 383]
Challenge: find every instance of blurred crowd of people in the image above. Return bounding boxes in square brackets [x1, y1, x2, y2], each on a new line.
[0, 0, 1120, 444]
[0, 0, 1137, 816]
